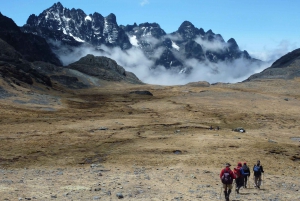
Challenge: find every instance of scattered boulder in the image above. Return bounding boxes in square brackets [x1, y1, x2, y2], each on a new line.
[173, 150, 182, 155]
[116, 192, 124, 199]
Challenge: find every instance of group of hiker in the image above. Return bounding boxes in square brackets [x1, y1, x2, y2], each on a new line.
[220, 160, 264, 201]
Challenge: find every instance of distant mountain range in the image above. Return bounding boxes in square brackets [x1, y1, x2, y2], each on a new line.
[21, 2, 260, 74]
[0, 12, 142, 92]
[0, 2, 299, 91]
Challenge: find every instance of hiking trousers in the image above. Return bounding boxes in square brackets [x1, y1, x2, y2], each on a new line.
[243, 176, 248, 187]
[236, 177, 244, 189]
[254, 175, 262, 187]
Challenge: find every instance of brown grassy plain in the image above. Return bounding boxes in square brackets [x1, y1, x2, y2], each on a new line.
[0, 78, 299, 200]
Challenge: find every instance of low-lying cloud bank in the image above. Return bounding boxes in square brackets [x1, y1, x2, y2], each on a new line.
[248, 40, 298, 63]
[54, 41, 292, 85]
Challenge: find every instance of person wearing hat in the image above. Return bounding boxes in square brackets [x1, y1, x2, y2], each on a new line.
[253, 160, 264, 188]
[234, 162, 249, 194]
[220, 163, 236, 201]
[242, 162, 250, 188]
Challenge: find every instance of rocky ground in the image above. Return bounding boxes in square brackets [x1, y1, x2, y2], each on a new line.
[0, 79, 300, 200]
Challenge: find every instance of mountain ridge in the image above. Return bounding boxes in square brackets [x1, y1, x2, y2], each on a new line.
[21, 2, 261, 74]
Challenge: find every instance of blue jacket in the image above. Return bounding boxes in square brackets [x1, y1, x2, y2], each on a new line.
[239, 166, 249, 177]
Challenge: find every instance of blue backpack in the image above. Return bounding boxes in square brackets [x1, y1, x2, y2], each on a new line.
[253, 165, 260, 173]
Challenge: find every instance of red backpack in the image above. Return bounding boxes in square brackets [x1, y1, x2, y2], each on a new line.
[234, 167, 241, 178]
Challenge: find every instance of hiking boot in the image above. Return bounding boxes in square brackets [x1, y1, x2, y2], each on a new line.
[224, 191, 229, 201]
[227, 189, 231, 199]
[236, 188, 239, 194]
[257, 186, 260, 189]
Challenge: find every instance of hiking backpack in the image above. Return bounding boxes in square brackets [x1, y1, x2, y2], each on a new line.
[242, 165, 250, 173]
[234, 167, 242, 178]
[253, 165, 260, 173]
[221, 169, 233, 184]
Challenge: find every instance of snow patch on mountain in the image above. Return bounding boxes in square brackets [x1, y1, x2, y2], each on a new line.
[85, 15, 92, 21]
[172, 41, 180, 51]
[69, 33, 85, 42]
[129, 35, 139, 47]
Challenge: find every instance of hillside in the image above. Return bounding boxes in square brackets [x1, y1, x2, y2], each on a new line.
[0, 78, 299, 200]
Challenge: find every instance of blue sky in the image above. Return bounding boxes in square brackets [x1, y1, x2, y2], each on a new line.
[1, 0, 300, 61]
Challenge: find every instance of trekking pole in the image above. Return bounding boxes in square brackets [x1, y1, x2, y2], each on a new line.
[219, 187, 223, 199]
[262, 173, 264, 189]
[234, 180, 237, 198]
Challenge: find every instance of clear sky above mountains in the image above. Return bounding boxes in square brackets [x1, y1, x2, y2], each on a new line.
[1, 0, 300, 61]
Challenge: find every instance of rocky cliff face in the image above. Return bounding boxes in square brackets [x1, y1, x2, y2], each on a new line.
[21, 2, 259, 74]
[22, 2, 131, 49]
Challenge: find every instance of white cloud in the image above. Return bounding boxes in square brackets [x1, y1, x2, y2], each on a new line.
[195, 36, 229, 53]
[128, 35, 139, 47]
[140, 0, 149, 6]
[248, 40, 298, 63]
[54, 42, 269, 86]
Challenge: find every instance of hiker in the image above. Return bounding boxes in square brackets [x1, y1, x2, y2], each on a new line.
[209, 125, 213, 130]
[242, 162, 250, 188]
[220, 163, 236, 201]
[234, 162, 249, 194]
[253, 160, 264, 189]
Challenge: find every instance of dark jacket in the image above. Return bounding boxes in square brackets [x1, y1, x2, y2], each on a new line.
[242, 164, 250, 177]
[253, 164, 264, 177]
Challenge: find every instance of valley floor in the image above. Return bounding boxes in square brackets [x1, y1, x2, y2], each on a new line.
[0, 79, 299, 200]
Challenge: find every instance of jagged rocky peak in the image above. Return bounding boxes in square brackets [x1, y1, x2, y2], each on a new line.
[215, 34, 225, 42]
[123, 22, 166, 39]
[22, 2, 132, 49]
[176, 21, 206, 41]
[178, 21, 195, 31]
[53, 2, 64, 9]
[227, 38, 239, 50]
[120, 22, 138, 32]
[205, 29, 216, 41]
[199, 28, 205, 36]
[205, 29, 214, 35]
[177, 21, 198, 40]
[139, 22, 166, 38]
[19, 3, 258, 73]
[106, 13, 117, 23]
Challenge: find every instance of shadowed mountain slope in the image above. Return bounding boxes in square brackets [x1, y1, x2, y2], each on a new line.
[245, 48, 300, 81]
